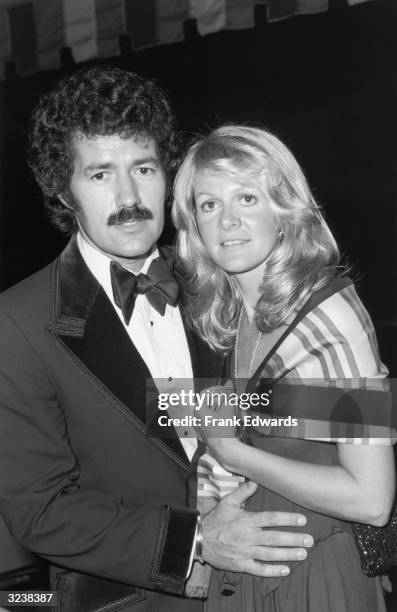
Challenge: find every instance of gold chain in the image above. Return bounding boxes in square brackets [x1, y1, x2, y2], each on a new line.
[234, 307, 263, 393]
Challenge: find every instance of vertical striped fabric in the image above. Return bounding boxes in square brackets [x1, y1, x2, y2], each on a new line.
[226, 0, 256, 30]
[124, 0, 157, 49]
[34, 0, 64, 70]
[265, 0, 329, 21]
[0, 0, 375, 80]
[297, 0, 328, 14]
[189, 0, 227, 35]
[0, 9, 11, 80]
[8, 2, 37, 75]
[61, 0, 98, 63]
[265, 0, 296, 22]
[155, 0, 189, 46]
[95, 0, 124, 57]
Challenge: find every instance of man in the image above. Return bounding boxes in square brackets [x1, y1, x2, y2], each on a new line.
[0, 67, 312, 611]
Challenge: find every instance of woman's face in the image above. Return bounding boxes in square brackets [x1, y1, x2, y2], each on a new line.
[194, 169, 279, 277]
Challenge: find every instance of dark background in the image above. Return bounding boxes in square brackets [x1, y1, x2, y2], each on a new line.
[0, 0, 396, 604]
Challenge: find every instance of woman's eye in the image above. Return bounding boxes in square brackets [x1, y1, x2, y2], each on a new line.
[201, 200, 219, 212]
[241, 194, 257, 205]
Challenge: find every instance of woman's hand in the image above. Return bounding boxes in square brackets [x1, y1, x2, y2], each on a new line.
[194, 381, 243, 467]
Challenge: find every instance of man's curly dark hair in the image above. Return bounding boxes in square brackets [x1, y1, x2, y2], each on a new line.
[28, 66, 181, 234]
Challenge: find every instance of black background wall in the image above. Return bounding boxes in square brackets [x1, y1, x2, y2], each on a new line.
[0, 0, 396, 602]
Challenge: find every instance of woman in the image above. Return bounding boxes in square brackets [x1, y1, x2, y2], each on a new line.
[172, 125, 395, 611]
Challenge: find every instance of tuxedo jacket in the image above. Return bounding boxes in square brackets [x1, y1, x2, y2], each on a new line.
[0, 237, 224, 612]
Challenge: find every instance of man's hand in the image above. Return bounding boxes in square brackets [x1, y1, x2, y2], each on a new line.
[201, 481, 313, 577]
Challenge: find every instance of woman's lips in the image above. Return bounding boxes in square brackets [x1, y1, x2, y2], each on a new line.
[220, 239, 250, 246]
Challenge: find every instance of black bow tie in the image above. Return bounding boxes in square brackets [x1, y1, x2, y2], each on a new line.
[110, 257, 180, 324]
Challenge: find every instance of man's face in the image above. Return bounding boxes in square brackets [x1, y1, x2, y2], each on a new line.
[66, 134, 166, 271]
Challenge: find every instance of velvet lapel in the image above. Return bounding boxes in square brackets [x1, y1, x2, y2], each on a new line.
[47, 237, 191, 468]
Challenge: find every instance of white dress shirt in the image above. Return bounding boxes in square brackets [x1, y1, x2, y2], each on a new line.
[77, 232, 197, 461]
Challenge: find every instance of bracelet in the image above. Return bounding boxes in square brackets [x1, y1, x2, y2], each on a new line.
[194, 513, 205, 565]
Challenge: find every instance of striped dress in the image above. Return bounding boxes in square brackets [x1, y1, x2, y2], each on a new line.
[201, 278, 393, 611]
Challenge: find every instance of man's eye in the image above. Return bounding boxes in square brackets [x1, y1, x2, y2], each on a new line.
[240, 194, 257, 205]
[201, 200, 219, 212]
[91, 172, 108, 182]
[136, 167, 155, 176]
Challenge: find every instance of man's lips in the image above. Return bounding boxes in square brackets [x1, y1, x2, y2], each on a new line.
[111, 219, 148, 232]
[220, 239, 250, 246]
[113, 219, 143, 226]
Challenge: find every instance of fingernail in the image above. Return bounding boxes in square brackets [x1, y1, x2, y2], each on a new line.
[303, 537, 313, 547]
[296, 550, 307, 560]
[280, 567, 290, 576]
[296, 516, 306, 525]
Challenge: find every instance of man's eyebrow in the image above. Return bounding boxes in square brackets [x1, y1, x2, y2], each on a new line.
[83, 162, 114, 176]
[132, 156, 161, 167]
[82, 157, 161, 176]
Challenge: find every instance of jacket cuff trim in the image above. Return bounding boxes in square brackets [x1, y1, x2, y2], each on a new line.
[151, 505, 198, 593]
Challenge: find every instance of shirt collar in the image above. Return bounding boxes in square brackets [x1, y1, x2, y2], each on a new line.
[76, 230, 159, 301]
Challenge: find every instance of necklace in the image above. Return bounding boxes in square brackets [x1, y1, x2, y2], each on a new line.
[234, 307, 263, 393]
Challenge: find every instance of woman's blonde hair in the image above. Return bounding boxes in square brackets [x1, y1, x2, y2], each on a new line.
[172, 125, 341, 351]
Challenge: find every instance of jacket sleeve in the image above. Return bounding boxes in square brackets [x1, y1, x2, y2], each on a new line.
[0, 310, 197, 594]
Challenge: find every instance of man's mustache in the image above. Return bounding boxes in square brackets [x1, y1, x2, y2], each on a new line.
[107, 205, 154, 226]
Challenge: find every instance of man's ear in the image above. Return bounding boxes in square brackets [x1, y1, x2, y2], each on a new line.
[57, 193, 74, 210]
